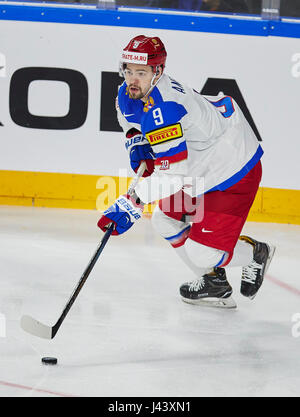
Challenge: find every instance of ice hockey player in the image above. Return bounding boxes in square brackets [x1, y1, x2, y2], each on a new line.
[97, 35, 275, 308]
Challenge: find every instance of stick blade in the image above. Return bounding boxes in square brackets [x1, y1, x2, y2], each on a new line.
[20, 315, 53, 339]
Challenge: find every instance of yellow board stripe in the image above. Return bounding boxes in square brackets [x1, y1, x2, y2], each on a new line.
[0, 170, 155, 213]
[0, 170, 300, 224]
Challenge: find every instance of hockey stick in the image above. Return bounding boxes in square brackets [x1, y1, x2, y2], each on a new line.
[20, 162, 146, 339]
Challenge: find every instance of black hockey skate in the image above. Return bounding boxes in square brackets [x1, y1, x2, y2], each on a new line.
[180, 267, 237, 309]
[239, 235, 276, 300]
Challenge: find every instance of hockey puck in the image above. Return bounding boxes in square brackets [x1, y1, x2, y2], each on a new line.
[41, 357, 57, 365]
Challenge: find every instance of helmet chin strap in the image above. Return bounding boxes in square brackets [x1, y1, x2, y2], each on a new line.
[141, 68, 162, 101]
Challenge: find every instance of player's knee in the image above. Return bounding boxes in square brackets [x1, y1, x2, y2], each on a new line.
[152, 205, 185, 236]
[152, 205, 190, 246]
[184, 238, 227, 269]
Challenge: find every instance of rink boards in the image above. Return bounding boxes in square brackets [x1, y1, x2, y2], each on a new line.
[0, 4, 300, 223]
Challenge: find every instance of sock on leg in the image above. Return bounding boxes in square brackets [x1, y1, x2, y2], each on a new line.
[226, 239, 253, 267]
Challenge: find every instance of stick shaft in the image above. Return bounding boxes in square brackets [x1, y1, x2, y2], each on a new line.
[127, 161, 146, 195]
[50, 162, 146, 338]
[52, 224, 114, 338]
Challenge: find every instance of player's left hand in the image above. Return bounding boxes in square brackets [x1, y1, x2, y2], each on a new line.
[130, 145, 155, 178]
[97, 194, 144, 235]
[126, 128, 155, 177]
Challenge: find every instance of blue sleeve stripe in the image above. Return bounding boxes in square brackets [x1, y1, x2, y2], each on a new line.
[154, 140, 187, 159]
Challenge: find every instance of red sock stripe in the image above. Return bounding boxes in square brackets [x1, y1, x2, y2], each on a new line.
[168, 226, 191, 248]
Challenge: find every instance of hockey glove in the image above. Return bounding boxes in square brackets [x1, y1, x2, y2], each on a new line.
[97, 194, 144, 236]
[125, 128, 155, 178]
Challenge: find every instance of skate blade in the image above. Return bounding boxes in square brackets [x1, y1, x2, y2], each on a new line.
[181, 295, 237, 309]
[265, 244, 276, 275]
[247, 244, 276, 300]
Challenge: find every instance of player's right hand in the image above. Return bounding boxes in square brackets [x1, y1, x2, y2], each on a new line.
[97, 194, 144, 235]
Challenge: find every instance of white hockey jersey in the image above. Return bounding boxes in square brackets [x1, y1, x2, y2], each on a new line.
[117, 73, 263, 204]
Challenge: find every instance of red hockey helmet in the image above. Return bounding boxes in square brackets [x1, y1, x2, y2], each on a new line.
[120, 35, 167, 74]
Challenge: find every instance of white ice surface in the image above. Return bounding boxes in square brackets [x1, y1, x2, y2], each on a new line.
[0, 206, 300, 397]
